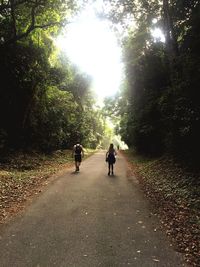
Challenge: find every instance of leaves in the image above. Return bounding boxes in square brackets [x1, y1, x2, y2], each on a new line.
[0, 0, 76, 45]
[0, 149, 94, 223]
[123, 150, 200, 266]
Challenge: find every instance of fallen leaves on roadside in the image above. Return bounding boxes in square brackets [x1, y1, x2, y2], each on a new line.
[122, 150, 200, 267]
[152, 258, 160, 262]
[0, 150, 77, 224]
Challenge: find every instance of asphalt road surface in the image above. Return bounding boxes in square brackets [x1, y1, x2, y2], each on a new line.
[0, 151, 184, 267]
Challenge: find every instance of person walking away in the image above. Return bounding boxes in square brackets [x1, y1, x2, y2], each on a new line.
[72, 143, 84, 172]
[106, 143, 117, 176]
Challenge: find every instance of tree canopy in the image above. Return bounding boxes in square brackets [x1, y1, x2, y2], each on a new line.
[103, 0, 200, 166]
[0, 0, 200, 164]
[0, 0, 109, 151]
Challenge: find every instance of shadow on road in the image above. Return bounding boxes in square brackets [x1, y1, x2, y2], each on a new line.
[70, 171, 80, 175]
[107, 174, 118, 178]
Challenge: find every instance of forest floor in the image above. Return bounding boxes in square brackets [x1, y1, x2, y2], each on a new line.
[122, 150, 200, 267]
[0, 149, 95, 225]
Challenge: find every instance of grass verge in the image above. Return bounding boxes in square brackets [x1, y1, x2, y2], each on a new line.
[0, 149, 96, 224]
[122, 149, 200, 267]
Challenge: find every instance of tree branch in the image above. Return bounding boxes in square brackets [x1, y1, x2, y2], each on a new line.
[0, 0, 28, 13]
[1, 0, 68, 46]
[4, 21, 63, 45]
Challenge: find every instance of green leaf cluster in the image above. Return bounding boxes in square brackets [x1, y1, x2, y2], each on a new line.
[0, 0, 106, 152]
[107, 0, 200, 166]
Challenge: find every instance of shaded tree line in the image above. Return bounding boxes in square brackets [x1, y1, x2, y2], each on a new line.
[0, 0, 105, 152]
[105, 0, 200, 166]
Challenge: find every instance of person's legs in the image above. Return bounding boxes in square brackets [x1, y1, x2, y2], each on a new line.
[75, 160, 78, 171]
[78, 155, 82, 171]
[111, 164, 114, 175]
[108, 163, 111, 175]
[77, 160, 81, 171]
[75, 155, 81, 171]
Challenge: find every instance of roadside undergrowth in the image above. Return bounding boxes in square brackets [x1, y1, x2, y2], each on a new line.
[122, 150, 200, 267]
[0, 149, 95, 224]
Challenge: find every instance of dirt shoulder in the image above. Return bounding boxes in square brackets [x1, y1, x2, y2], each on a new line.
[0, 149, 95, 224]
[122, 150, 200, 267]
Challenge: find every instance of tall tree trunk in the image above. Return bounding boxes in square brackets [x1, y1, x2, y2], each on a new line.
[163, 0, 178, 59]
[10, 0, 17, 39]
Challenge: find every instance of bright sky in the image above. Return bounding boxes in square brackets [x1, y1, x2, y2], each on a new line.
[56, 3, 165, 101]
[151, 28, 165, 43]
[56, 5, 124, 100]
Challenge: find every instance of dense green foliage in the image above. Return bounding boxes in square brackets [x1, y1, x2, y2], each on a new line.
[1, 0, 200, 160]
[105, 0, 200, 166]
[0, 0, 105, 151]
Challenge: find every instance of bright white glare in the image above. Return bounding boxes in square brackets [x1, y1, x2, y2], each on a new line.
[152, 18, 158, 24]
[151, 28, 165, 43]
[56, 6, 123, 99]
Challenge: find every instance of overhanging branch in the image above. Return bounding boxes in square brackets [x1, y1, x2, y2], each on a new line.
[4, 21, 63, 45]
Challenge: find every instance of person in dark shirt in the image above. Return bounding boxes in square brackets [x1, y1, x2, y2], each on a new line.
[106, 143, 117, 176]
[72, 143, 84, 172]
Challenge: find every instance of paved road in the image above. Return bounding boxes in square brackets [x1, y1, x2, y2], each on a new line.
[0, 151, 184, 267]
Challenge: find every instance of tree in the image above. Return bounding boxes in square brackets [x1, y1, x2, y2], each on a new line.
[0, 0, 76, 45]
[105, 0, 200, 165]
[0, 0, 106, 152]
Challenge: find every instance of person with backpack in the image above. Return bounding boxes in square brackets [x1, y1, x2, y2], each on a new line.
[106, 143, 117, 176]
[72, 143, 84, 172]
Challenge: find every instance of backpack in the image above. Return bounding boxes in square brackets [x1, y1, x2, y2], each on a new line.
[75, 144, 82, 154]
